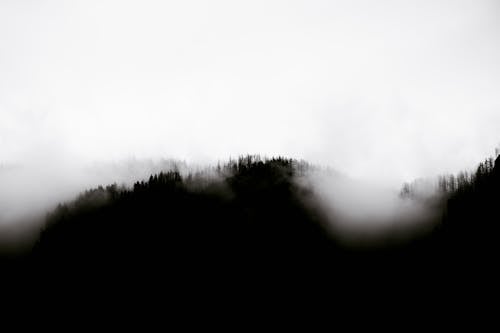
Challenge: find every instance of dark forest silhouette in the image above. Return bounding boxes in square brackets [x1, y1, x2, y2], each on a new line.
[33, 156, 337, 272]
[1, 154, 499, 297]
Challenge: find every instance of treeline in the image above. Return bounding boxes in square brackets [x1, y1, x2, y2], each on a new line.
[400, 154, 500, 246]
[438, 157, 497, 194]
[440, 155, 500, 262]
[400, 156, 498, 200]
[1, 153, 498, 296]
[33, 156, 336, 275]
[30, 154, 500, 262]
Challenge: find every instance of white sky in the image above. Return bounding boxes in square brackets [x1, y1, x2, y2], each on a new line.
[1, 0, 500, 186]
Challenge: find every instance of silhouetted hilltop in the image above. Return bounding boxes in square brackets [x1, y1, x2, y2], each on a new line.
[29, 154, 500, 265]
[33, 156, 337, 274]
[1, 154, 499, 298]
[440, 155, 500, 261]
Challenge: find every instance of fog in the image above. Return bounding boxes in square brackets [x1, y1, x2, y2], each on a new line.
[1, 1, 500, 232]
[302, 169, 443, 246]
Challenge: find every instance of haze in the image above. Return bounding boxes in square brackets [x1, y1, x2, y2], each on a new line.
[1, 0, 500, 224]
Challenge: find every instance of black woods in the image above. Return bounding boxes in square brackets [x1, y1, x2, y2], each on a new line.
[34, 157, 336, 273]
[2, 154, 500, 294]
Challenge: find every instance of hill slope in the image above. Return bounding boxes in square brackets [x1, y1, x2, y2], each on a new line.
[2, 155, 499, 296]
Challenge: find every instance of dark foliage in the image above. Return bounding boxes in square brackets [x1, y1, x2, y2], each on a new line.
[441, 155, 500, 262]
[2, 154, 499, 302]
[31, 157, 340, 282]
[399, 155, 500, 270]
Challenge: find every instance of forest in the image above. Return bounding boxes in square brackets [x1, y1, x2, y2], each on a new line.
[0, 154, 499, 295]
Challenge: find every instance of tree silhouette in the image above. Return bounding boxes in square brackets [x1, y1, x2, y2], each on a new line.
[1, 154, 499, 298]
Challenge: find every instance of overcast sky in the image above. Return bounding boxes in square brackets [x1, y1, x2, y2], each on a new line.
[1, 0, 500, 186]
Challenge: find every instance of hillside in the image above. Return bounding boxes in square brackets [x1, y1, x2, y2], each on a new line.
[0, 154, 498, 296]
[33, 156, 338, 271]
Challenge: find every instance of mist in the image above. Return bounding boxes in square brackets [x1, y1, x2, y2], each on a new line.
[0, 153, 444, 239]
[302, 169, 444, 247]
[1, 1, 500, 243]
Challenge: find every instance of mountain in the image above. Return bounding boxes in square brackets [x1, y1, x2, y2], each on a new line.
[33, 156, 337, 273]
[1, 154, 499, 300]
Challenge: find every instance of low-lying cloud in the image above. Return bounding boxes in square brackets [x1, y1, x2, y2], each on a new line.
[302, 169, 444, 246]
